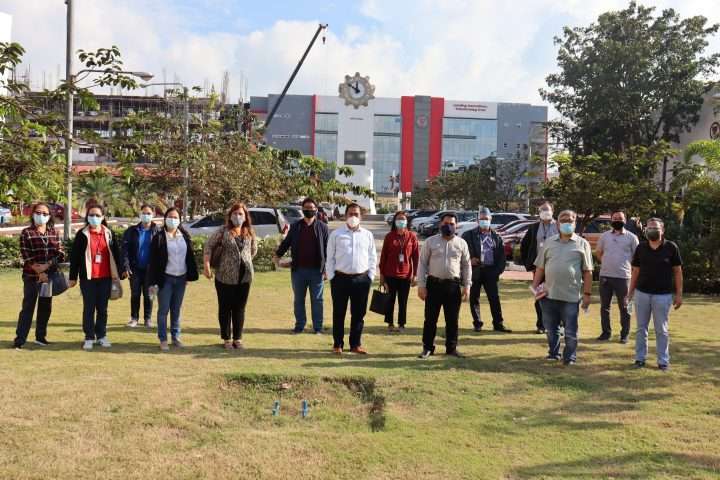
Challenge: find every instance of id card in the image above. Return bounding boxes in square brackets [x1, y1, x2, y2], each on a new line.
[95, 253, 103, 264]
[398, 253, 405, 264]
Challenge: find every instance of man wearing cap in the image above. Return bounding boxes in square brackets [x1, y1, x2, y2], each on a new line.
[462, 207, 510, 333]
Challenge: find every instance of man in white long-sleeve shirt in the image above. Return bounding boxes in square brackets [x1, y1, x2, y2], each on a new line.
[326, 203, 377, 354]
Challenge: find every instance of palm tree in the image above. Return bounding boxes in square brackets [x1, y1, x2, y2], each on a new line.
[75, 168, 129, 215]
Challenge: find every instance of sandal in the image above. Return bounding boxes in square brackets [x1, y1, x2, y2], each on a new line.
[223, 341, 233, 350]
[233, 340, 244, 350]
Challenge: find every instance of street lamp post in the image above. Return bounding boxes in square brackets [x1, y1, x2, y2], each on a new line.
[140, 82, 190, 220]
[64, 0, 154, 240]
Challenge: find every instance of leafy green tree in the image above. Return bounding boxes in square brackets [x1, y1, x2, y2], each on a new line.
[541, 1, 719, 155]
[75, 168, 129, 215]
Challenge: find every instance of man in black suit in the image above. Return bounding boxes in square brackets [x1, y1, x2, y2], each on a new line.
[462, 207, 510, 332]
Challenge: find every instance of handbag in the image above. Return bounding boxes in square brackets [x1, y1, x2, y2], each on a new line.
[110, 279, 123, 301]
[49, 270, 69, 297]
[369, 285, 392, 316]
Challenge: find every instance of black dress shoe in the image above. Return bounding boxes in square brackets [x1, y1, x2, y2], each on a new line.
[446, 350, 465, 358]
[633, 360, 646, 368]
[473, 326, 482, 332]
[493, 325, 512, 333]
[596, 333, 611, 341]
[418, 349, 433, 359]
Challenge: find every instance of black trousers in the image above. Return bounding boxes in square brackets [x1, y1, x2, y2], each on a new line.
[534, 300, 544, 330]
[130, 267, 152, 321]
[422, 278, 462, 353]
[80, 278, 112, 341]
[215, 280, 251, 341]
[384, 276, 411, 326]
[469, 268, 504, 328]
[599, 276, 631, 338]
[331, 273, 371, 349]
[15, 277, 52, 346]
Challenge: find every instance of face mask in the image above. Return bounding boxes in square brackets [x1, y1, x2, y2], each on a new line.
[395, 219, 408, 229]
[302, 209, 316, 219]
[440, 224, 456, 236]
[559, 222, 575, 235]
[478, 219, 491, 229]
[231, 214, 245, 227]
[346, 216, 360, 229]
[140, 213, 153, 224]
[611, 221, 624, 231]
[88, 215, 103, 227]
[33, 213, 50, 225]
[166, 218, 180, 230]
[646, 228, 661, 241]
[539, 210, 553, 221]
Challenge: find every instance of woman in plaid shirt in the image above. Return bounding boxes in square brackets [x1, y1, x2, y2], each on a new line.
[13, 202, 65, 349]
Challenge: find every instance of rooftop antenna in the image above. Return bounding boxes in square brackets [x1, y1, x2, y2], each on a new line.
[265, 23, 328, 127]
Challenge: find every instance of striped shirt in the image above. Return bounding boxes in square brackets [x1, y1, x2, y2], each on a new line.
[20, 226, 65, 279]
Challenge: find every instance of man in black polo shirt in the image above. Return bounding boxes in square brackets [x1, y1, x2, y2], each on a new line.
[274, 197, 330, 334]
[626, 218, 683, 371]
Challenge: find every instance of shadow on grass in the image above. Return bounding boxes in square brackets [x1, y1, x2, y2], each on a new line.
[511, 452, 720, 479]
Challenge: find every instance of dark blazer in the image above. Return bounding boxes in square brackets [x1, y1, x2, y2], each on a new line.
[69, 226, 125, 281]
[275, 218, 330, 273]
[461, 227, 506, 278]
[520, 222, 543, 272]
[122, 222, 161, 273]
[147, 229, 199, 288]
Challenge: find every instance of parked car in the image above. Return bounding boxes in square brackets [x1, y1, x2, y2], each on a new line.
[420, 210, 478, 237]
[576, 215, 613, 253]
[488, 212, 532, 229]
[499, 221, 536, 260]
[21, 202, 80, 220]
[0, 206, 12, 225]
[411, 210, 456, 233]
[280, 206, 303, 225]
[317, 206, 329, 223]
[184, 207, 289, 238]
[407, 209, 438, 228]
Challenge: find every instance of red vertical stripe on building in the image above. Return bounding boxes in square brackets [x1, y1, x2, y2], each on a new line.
[310, 94, 317, 156]
[400, 96, 415, 192]
[428, 97, 444, 178]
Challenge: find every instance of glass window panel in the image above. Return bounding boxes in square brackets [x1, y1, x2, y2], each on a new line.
[315, 113, 338, 132]
[442, 118, 497, 168]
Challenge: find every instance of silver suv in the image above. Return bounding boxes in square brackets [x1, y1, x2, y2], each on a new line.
[184, 207, 288, 238]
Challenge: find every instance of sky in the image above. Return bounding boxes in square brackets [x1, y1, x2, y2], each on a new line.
[1, 0, 718, 117]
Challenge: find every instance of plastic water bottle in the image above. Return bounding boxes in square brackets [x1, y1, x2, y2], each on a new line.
[272, 400, 280, 417]
[301, 400, 309, 418]
[627, 300, 634, 315]
[148, 285, 158, 302]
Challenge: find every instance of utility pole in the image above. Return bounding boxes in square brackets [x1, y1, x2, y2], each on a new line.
[183, 86, 190, 221]
[265, 23, 327, 128]
[63, 0, 74, 241]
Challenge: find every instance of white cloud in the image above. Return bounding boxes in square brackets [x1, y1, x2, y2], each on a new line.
[1, 0, 718, 113]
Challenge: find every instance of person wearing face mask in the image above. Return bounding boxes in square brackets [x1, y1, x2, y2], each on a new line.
[626, 218, 683, 371]
[13, 202, 66, 349]
[148, 207, 199, 351]
[378, 210, 419, 332]
[122, 204, 161, 328]
[462, 207, 510, 333]
[417, 212, 472, 359]
[326, 203, 377, 354]
[521, 202, 558, 334]
[595, 210, 639, 343]
[203, 203, 257, 349]
[531, 210, 593, 365]
[273, 198, 329, 334]
[68, 203, 126, 350]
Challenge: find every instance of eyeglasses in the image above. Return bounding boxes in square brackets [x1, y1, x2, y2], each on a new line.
[88, 214, 103, 218]
[34, 212, 50, 217]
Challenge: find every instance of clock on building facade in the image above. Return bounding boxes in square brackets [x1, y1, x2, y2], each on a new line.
[338, 72, 376, 109]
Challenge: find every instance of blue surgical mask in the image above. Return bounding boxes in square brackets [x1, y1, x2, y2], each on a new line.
[166, 218, 180, 229]
[396, 219, 407, 229]
[33, 213, 50, 225]
[478, 219, 491, 229]
[88, 215, 103, 227]
[559, 222, 575, 235]
[140, 213, 153, 224]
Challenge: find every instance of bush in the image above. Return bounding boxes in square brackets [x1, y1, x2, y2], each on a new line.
[0, 236, 21, 268]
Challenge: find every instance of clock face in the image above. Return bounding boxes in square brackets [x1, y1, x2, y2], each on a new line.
[339, 72, 375, 109]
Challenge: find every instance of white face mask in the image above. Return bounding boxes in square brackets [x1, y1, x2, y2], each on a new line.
[539, 210, 553, 221]
[231, 214, 245, 227]
[346, 216, 360, 229]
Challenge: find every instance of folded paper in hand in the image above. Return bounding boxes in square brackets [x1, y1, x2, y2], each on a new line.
[530, 283, 548, 300]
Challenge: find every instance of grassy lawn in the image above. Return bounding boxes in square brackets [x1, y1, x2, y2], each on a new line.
[0, 269, 719, 479]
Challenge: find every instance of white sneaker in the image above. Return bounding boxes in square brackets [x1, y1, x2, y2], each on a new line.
[97, 337, 112, 348]
[127, 318, 139, 328]
[82, 340, 94, 351]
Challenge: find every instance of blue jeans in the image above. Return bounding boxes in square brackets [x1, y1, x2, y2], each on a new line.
[291, 268, 324, 332]
[634, 290, 672, 366]
[157, 274, 186, 342]
[540, 298, 580, 362]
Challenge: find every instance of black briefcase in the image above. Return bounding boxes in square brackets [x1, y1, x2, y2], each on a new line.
[369, 286, 391, 316]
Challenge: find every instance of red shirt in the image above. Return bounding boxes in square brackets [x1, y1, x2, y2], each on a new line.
[90, 229, 111, 279]
[379, 229, 419, 279]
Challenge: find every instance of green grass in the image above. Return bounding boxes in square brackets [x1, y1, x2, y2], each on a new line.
[0, 269, 719, 479]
